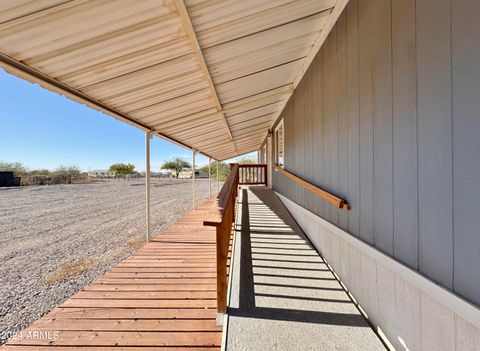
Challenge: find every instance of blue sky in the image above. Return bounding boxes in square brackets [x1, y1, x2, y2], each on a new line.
[0, 69, 255, 172]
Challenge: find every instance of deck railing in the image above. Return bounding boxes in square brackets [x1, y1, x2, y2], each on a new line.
[203, 163, 239, 315]
[238, 164, 267, 185]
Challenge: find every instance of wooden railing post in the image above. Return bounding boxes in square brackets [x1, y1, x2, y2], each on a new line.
[215, 217, 228, 314]
[203, 163, 240, 324]
[264, 164, 268, 186]
[204, 163, 271, 323]
[236, 164, 268, 186]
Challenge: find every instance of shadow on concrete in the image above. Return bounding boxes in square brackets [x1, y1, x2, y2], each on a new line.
[227, 188, 368, 327]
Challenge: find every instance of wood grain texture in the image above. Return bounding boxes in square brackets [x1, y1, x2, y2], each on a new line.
[3, 199, 222, 349]
[273, 164, 350, 210]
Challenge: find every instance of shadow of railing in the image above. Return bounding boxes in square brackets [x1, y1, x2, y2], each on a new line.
[227, 188, 368, 327]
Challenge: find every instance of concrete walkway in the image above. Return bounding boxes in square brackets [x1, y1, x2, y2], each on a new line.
[225, 186, 385, 350]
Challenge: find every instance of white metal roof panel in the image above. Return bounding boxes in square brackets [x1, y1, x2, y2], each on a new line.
[0, 0, 346, 160]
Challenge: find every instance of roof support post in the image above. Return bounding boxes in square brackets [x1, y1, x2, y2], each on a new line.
[216, 161, 219, 192]
[192, 150, 196, 210]
[267, 131, 273, 188]
[208, 158, 212, 197]
[145, 131, 152, 242]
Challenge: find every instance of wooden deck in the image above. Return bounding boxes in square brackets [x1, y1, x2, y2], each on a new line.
[2, 199, 222, 350]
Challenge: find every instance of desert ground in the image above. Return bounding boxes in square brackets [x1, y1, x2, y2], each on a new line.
[0, 178, 217, 344]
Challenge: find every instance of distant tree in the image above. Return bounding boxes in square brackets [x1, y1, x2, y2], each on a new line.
[0, 161, 28, 176]
[56, 165, 80, 175]
[199, 164, 210, 175]
[109, 163, 135, 176]
[161, 158, 191, 178]
[236, 156, 256, 164]
[200, 161, 230, 181]
[55, 165, 81, 184]
[30, 169, 51, 175]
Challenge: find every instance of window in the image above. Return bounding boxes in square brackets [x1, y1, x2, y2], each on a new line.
[275, 119, 284, 168]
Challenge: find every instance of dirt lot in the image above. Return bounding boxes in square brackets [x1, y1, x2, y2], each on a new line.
[0, 179, 217, 343]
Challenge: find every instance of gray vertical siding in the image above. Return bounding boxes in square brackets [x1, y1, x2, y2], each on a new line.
[416, 0, 453, 290]
[346, 1, 360, 238]
[337, 14, 349, 229]
[451, 0, 480, 305]
[358, 0, 375, 246]
[271, 0, 480, 306]
[372, 0, 394, 256]
[391, 0, 419, 271]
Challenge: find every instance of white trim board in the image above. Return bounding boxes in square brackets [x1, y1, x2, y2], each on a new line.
[275, 192, 480, 329]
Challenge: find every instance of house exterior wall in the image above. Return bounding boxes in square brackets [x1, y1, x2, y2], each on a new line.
[269, 0, 480, 344]
[277, 193, 480, 351]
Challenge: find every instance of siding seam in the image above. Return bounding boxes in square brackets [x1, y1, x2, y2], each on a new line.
[415, 0, 420, 272]
[390, 0, 395, 257]
[449, 0, 455, 293]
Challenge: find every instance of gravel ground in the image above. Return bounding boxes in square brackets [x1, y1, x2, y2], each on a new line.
[0, 179, 217, 344]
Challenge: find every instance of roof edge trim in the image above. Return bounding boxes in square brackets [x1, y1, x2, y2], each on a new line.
[0, 53, 217, 160]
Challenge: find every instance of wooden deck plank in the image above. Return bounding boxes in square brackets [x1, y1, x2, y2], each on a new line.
[46, 308, 217, 319]
[115, 263, 217, 268]
[1, 199, 222, 349]
[92, 280, 215, 286]
[102, 272, 216, 278]
[3, 347, 218, 351]
[99, 269, 215, 274]
[6, 331, 221, 347]
[72, 291, 216, 299]
[85, 284, 216, 291]
[32, 319, 219, 331]
[60, 299, 216, 309]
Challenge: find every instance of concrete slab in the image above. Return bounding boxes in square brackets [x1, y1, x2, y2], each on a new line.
[225, 186, 385, 350]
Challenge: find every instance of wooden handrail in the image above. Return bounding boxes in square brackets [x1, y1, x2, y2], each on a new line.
[238, 164, 267, 185]
[204, 163, 239, 226]
[203, 163, 239, 314]
[273, 164, 351, 210]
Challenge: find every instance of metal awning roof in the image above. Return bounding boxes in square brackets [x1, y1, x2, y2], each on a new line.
[0, 0, 346, 160]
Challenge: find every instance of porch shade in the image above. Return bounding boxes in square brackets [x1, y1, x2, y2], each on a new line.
[0, 0, 346, 160]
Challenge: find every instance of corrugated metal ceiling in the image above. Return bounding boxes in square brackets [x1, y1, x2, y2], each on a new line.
[0, 0, 346, 160]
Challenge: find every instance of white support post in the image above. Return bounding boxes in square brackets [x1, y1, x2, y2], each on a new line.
[208, 158, 211, 197]
[145, 132, 152, 242]
[192, 150, 196, 210]
[216, 161, 219, 192]
[267, 132, 273, 188]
